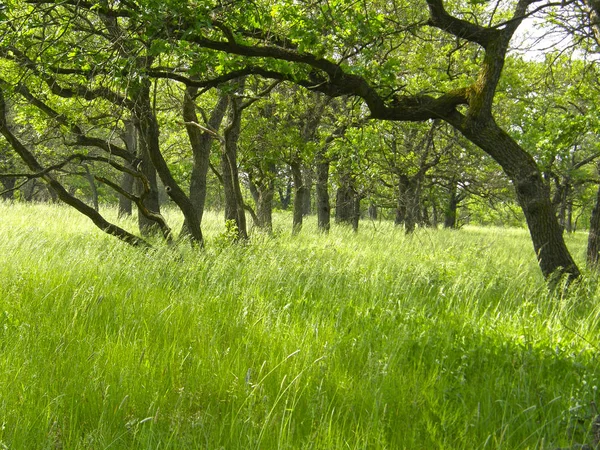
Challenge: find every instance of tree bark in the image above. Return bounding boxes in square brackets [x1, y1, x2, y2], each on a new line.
[0, 177, 16, 200]
[183, 87, 228, 228]
[291, 160, 306, 234]
[444, 181, 460, 229]
[450, 115, 579, 279]
[336, 174, 355, 226]
[248, 167, 275, 232]
[302, 167, 313, 215]
[83, 164, 99, 211]
[118, 119, 136, 218]
[134, 118, 161, 236]
[315, 154, 330, 232]
[134, 80, 203, 243]
[221, 87, 247, 240]
[587, 182, 600, 268]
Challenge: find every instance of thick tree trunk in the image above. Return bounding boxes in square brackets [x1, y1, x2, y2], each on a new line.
[221, 90, 247, 240]
[451, 115, 579, 279]
[315, 154, 330, 232]
[291, 160, 307, 234]
[184, 87, 228, 229]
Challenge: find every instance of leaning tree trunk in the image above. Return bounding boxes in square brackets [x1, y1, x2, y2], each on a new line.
[221, 92, 247, 240]
[315, 152, 330, 232]
[134, 80, 203, 243]
[184, 86, 228, 229]
[453, 116, 579, 280]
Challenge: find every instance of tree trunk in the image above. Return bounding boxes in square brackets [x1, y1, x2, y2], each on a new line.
[302, 167, 313, 215]
[221, 88, 247, 240]
[404, 179, 419, 234]
[336, 175, 355, 225]
[444, 181, 460, 229]
[351, 194, 361, 232]
[118, 119, 136, 218]
[248, 166, 275, 232]
[451, 115, 579, 280]
[395, 174, 409, 226]
[291, 160, 306, 234]
[566, 196, 573, 233]
[134, 120, 161, 236]
[368, 203, 377, 220]
[278, 179, 292, 210]
[0, 177, 16, 200]
[184, 87, 228, 229]
[587, 182, 600, 268]
[315, 154, 330, 232]
[134, 80, 203, 243]
[256, 180, 274, 232]
[83, 164, 99, 211]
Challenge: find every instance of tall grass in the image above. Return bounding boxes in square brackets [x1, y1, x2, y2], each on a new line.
[0, 201, 599, 449]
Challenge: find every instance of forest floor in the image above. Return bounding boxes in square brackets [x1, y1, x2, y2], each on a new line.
[0, 201, 599, 449]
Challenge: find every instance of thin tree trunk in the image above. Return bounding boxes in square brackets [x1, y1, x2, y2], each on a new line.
[444, 181, 460, 229]
[118, 119, 136, 218]
[368, 203, 377, 220]
[83, 164, 99, 211]
[302, 167, 313, 215]
[221, 87, 247, 240]
[291, 160, 306, 234]
[588, 183, 600, 268]
[336, 175, 355, 225]
[315, 154, 330, 232]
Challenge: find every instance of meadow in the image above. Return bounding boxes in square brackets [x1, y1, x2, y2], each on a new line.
[1, 201, 599, 449]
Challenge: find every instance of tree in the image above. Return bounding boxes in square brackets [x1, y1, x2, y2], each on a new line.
[2, 0, 586, 279]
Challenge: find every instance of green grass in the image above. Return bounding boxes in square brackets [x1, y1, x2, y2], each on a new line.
[1, 201, 600, 449]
